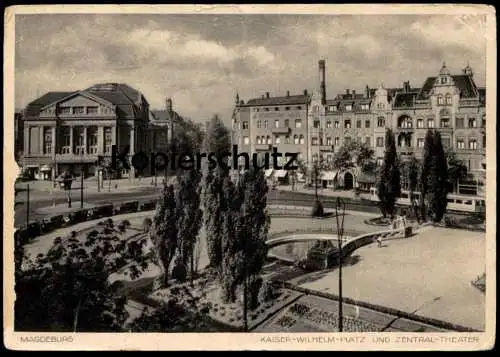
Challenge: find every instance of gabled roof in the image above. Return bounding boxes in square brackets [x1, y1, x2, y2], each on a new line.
[88, 90, 137, 117]
[417, 75, 479, 100]
[150, 109, 182, 124]
[393, 92, 417, 108]
[27, 91, 76, 108]
[244, 94, 310, 106]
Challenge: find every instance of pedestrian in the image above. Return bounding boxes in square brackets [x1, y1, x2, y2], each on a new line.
[376, 236, 382, 248]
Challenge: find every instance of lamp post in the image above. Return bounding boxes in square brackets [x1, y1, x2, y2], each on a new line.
[67, 172, 72, 208]
[335, 197, 346, 332]
[80, 153, 84, 209]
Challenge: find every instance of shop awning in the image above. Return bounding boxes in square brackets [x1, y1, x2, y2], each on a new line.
[40, 165, 52, 171]
[264, 169, 274, 178]
[274, 170, 288, 178]
[321, 171, 338, 180]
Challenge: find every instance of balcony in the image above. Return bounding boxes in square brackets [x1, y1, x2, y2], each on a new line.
[319, 145, 334, 152]
[271, 127, 291, 135]
[397, 146, 415, 156]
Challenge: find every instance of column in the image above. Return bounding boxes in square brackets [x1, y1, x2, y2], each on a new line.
[83, 126, 88, 155]
[39, 126, 44, 154]
[130, 127, 135, 179]
[97, 126, 104, 154]
[24, 126, 30, 155]
[51, 126, 57, 179]
[69, 126, 74, 155]
[111, 125, 117, 147]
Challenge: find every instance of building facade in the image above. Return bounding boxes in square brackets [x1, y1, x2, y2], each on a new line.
[232, 60, 486, 191]
[21, 83, 152, 180]
[14, 109, 24, 166]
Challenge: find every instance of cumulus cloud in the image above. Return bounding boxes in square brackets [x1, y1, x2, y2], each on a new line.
[14, 13, 487, 124]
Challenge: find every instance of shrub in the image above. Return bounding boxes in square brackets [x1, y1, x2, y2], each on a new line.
[105, 218, 114, 228]
[312, 200, 324, 217]
[249, 277, 263, 310]
[172, 261, 188, 282]
[258, 280, 279, 304]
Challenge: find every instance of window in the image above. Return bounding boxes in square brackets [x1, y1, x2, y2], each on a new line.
[377, 103, 385, 109]
[87, 106, 98, 115]
[312, 120, 319, 129]
[265, 108, 270, 112]
[284, 119, 289, 127]
[417, 138, 424, 148]
[365, 120, 370, 128]
[417, 119, 424, 128]
[104, 127, 112, 154]
[274, 136, 280, 145]
[399, 117, 412, 128]
[345, 104, 352, 112]
[312, 154, 319, 163]
[468, 118, 477, 128]
[456, 118, 464, 128]
[267, 136, 272, 145]
[345, 137, 351, 146]
[75, 128, 85, 155]
[377, 158, 384, 166]
[294, 135, 299, 144]
[43, 127, 52, 154]
[457, 138, 465, 149]
[295, 119, 302, 128]
[242, 121, 249, 129]
[313, 105, 319, 112]
[328, 105, 336, 112]
[285, 135, 290, 144]
[345, 120, 351, 129]
[275, 107, 279, 111]
[243, 136, 249, 145]
[441, 77, 447, 84]
[327, 154, 333, 163]
[275, 120, 280, 128]
[482, 117, 486, 128]
[440, 118, 450, 128]
[297, 106, 302, 110]
[365, 137, 371, 146]
[445, 94, 452, 105]
[285, 107, 290, 111]
[376, 137, 384, 147]
[438, 95, 444, 105]
[483, 134, 486, 148]
[61, 127, 71, 154]
[257, 120, 262, 128]
[59, 107, 71, 115]
[326, 137, 332, 145]
[361, 104, 370, 111]
[356, 120, 361, 128]
[377, 117, 385, 127]
[442, 137, 451, 148]
[469, 139, 478, 149]
[334, 137, 340, 146]
[73, 107, 85, 115]
[264, 120, 268, 128]
[257, 136, 261, 145]
[88, 127, 98, 154]
[326, 120, 332, 128]
[427, 119, 435, 128]
[312, 137, 318, 146]
[334, 121, 340, 128]
[299, 135, 305, 145]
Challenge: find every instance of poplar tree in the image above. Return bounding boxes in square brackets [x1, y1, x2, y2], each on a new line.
[376, 129, 401, 218]
[427, 131, 449, 222]
[420, 130, 435, 222]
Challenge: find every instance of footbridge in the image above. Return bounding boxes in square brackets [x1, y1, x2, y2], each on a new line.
[266, 225, 411, 258]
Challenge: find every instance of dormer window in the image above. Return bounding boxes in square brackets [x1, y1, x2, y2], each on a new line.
[441, 77, 447, 84]
[345, 104, 352, 112]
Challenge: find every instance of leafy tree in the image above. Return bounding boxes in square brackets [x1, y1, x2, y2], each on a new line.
[333, 141, 375, 173]
[150, 184, 178, 287]
[202, 115, 231, 269]
[376, 129, 401, 218]
[15, 228, 150, 332]
[446, 151, 468, 193]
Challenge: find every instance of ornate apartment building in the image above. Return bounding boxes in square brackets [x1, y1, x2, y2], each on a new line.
[232, 60, 486, 190]
[20, 83, 176, 180]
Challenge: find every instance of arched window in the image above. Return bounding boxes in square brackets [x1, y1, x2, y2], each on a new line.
[445, 94, 452, 105]
[256, 136, 261, 144]
[264, 120, 268, 128]
[438, 95, 444, 105]
[440, 109, 450, 128]
[285, 135, 290, 144]
[398, 116, 412, 128]
[294, 135, 299, 145]
[326, 120, 332, 128]
[299, 135, 305, 145]
[257, 120, 261, 128]
[312, 153, 319, 162]
[267, 136, 272, 145]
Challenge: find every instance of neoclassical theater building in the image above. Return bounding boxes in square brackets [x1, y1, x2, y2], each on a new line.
[19, 83, 176, 180]
[232, 60, 486, 193]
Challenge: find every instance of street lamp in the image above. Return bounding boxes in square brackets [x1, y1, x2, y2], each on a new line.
[335, 197, 346, 332]
[80, 152, 84, 209]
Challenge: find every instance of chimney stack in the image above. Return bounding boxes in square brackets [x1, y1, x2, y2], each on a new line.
[346, 89, 350, 95]
[266, 92, 270, 99]
[286, 90, 290, 97]
[365, 85, 370, 98]
[318, 60, 326, 105]
[352, 90, 356, 97]
[166, 98, 173, 113]
[403, 81, 410, 93]
[304, 89, 308, 96]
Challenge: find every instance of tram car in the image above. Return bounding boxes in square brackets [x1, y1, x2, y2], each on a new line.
[368, 187, 485, 214]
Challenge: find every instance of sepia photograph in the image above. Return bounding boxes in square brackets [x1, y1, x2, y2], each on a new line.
[4, 4, 496, 351]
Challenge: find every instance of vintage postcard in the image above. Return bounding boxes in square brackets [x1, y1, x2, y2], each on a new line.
[3, 4, 496, 351]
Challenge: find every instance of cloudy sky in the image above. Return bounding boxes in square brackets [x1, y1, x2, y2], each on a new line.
[15, 12, 487, 125]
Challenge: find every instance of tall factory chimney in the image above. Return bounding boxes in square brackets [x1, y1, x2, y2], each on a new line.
[318, 60, 326, 105]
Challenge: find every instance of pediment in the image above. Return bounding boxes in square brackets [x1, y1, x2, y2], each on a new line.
[40, 91, 116, 116]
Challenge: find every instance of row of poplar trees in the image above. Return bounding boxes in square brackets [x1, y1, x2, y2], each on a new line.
[377, 128, 449, 223]
[150, 115, 270, 308]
